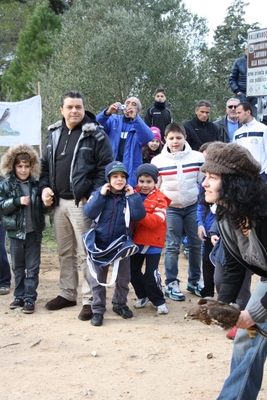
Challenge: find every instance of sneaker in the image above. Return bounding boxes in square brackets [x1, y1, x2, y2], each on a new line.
[157, 303, 169, 315]
[226, 326, 237, 340]
[9, 298, 24, 309]
[112, 305, 133, 319]
[164, 281, 185, 301]
[186, 282, 203, 297]
[134, 297, 149, 309]
[23, 301, 35, 314]
[91, 313, 103, 326]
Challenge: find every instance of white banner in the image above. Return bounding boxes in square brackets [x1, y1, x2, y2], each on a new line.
[0, 95, 42, 147]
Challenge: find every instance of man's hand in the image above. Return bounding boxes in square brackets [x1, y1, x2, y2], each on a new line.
[105, 102, 122, 116]
[124, 104, 138, 120]
[42, 187, 54, 206]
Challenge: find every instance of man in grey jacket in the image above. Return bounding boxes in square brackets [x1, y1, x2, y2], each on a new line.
[214, 98, 241, 143]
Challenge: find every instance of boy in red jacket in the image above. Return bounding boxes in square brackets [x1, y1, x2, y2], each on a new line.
[130, 164, 171, 314]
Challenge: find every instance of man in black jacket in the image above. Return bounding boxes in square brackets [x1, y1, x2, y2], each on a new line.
[183, 100, 218, 151]
[214, 98, 241, 143]
[144, 88, 173, 142]
[40, 90, 114, 321]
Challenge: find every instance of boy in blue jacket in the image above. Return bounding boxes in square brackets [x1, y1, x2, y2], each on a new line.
[83, 161, 146, 326]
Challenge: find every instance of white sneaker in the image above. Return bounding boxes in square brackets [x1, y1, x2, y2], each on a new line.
[157, 303, 169, 314]
[134, 297, 149, 309]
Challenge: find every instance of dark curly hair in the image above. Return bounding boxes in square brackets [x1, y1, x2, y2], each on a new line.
[216, 174, 267, 231]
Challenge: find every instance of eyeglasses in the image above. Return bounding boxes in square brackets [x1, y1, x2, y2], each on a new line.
[228, 105, 237, 109]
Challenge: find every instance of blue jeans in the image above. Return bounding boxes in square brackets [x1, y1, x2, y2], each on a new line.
[164, 204, 202, 285]
[10, 232, 41, 302]
[217, 279, 267, 400]
[0, 223, 11, 287]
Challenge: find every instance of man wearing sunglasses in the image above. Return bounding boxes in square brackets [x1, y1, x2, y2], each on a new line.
[214, 98, 241, 143]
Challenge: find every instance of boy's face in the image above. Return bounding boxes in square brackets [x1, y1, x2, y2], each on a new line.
[15, 160, 31, 181]
[109, 172, 127, 193]
[165, 131, 186, 153]
[154, 91, 166, 103]
[137, 175, 155, 195]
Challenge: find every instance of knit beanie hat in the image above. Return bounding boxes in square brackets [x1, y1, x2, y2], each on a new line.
[150, 126, 162, 142]
[105, 161, 129, 181]
[201, 142, 261, 178]
[136, 163, 158, 183]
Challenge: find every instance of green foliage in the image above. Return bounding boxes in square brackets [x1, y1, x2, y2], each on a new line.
[38, 0, 210, 133]
[207, 0, 260, 118]
[1, 1, 61, 101]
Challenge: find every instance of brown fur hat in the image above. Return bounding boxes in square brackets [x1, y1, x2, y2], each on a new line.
[201, 141, 261, 178]
[0, 144, 40, 179]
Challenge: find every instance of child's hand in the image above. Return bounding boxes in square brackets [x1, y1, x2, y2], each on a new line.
[101, 183, 111, 195]
[125, 184, 134, 195]
[20, 196, 30, 206]
[197, 225, 207, 242]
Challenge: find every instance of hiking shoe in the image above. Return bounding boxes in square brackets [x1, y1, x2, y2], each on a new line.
[45, 295, 77, 310]
[134, 297, 149, 309]
[23, 301, 35, 314]
[91, 313, 103, 326]
[9, 298, 24, 309]
[164, 281, 185, 301]
[0, 287, 10, 295]
[78, 305, 92, 321]
[112, 306, 133, 319]
[226, 326, 238, 340]
[157, 303, 169, 315]
[186, 282, 203, 297]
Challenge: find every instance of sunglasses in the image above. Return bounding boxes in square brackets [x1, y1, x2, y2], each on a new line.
[228, 105, 237, 109]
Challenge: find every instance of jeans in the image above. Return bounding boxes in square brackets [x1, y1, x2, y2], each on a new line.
[10, 232, 40, 302]
[164, 204, 202, 285]
[54, 198, 92, 303]
[0, 223, 11, 287]
[217, 280, 267, 400]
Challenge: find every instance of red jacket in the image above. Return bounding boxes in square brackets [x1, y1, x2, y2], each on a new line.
[132, 186, 171, 248]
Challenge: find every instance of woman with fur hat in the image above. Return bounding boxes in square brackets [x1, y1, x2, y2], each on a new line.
[0, 144, 50, 314]
[201, 141, 267, 400]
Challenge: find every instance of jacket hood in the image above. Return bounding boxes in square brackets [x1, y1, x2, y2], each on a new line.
[161, 140, 192, 158]
[0, 144, 40, 179]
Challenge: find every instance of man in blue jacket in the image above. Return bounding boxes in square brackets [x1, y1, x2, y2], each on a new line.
[97, 97, 154, 187]
[229, 44, 257, 117]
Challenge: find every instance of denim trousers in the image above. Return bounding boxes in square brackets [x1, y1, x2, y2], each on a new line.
[10, 232, 40, 302]
[0, 223, 11, 287]
[217, 279, 267, 400]
[164, 204, 202, 285]
[89, 257, 131, 315]
[54, 198, 92, 304]
[130, 252, 165, 306]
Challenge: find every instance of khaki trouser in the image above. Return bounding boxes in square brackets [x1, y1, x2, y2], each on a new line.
[54, 198, 92, 304]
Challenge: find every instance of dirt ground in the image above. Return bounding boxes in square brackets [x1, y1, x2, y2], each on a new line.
[1, 246, 267, 400]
